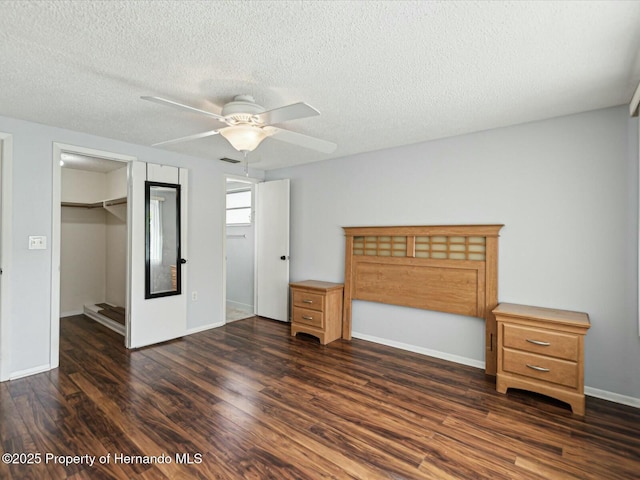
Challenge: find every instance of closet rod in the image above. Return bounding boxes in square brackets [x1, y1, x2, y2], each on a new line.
[103, 197, 127, 207]
[61, 201, 103, 209]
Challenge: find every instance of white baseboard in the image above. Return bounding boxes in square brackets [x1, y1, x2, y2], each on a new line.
[83, 306, 125, 336]
[585, 386, 640, 409]
[10, 364, 51, 380]
[187, 321, 225, 335]
[352, 331, 640, 409]
[352, 331, 485, 370]
[226, 300, 254, 312]
[60, 309, 83, 318]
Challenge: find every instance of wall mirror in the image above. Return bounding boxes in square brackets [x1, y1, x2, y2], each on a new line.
[145, 181, 182, 299]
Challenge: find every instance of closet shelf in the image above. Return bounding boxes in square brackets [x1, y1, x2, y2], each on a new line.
[62, 196, 127, 209]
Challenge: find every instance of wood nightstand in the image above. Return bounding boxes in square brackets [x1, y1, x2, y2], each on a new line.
[290, 280, 344, 345]
[493, 303, 590, 415]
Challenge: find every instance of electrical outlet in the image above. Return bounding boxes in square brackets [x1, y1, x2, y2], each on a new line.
[192, 291, 198, 301]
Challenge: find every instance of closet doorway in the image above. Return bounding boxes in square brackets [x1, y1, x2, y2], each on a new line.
[224, 176, 290, 324]
[225, 176, 257, 323]
[51, 144, 134, 366]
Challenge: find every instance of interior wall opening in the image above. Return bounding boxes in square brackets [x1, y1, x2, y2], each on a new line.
[59, 151, 129, 341]
[225, 176, 257, 323]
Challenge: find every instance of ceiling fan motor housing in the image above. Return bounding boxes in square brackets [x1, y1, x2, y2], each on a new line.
[222, 95, 265, 124]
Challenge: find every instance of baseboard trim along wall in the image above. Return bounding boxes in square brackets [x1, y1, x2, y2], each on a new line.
[352, 331, 640, 410]
[226, 300, 254, 312]
[584, 386, 640, 409]
[10, 364, 51, 380]
[352, 331, 485, 370]
[187, 321, 225, 335]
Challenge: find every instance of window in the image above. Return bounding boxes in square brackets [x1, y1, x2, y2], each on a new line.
[226, 189, 252, 225]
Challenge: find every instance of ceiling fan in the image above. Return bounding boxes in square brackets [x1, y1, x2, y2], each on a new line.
[141, 94, 337, 155]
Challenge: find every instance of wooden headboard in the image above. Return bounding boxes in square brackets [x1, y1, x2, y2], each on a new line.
[342, 224, 503, 375]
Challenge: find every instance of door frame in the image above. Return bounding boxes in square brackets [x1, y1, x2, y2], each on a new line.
[0, 133, 13, 381]
[223, 174, 260, 323]
[51, 143, 136, 369]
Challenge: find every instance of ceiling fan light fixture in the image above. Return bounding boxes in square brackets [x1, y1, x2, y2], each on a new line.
[219, 125, 268, 152]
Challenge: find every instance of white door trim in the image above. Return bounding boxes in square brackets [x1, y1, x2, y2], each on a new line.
[51, 143, 136, 369]
[0, 133, 13, 381]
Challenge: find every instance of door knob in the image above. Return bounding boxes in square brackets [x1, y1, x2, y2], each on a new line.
[280, 255, 287, 260]
[180, 258, 188, 264]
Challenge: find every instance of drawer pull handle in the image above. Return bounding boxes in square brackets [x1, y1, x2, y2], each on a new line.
[526, 364, 550, 372]
[526, 339, 550, 346]
[302, 315, 314, 320]
[302, 300, 313, 304]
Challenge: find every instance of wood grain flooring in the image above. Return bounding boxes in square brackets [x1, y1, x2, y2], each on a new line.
[1, 315, 639, 479]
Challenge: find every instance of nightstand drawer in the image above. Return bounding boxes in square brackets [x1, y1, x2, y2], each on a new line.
[292, 290, 324, 311]
[503, 348, 578, 389]
[503, 323, 579, 361]
[292, 306, 323, 328]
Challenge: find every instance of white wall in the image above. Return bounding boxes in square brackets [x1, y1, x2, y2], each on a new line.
[60, 206, 106, 315]
[0, 114, 264, 378]
[60, 168, 109, 314]
[105, 206, 127, 307]
[105, 166, 127, 199]
[225, 224, 255, 311]
[105, 167, 128, 307]
[267, 106, 640, 402]
[61, 168, 106, 203]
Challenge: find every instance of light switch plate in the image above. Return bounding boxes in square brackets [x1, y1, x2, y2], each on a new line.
[28, 235, 47, 250]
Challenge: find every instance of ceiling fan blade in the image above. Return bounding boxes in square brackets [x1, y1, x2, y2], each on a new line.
[256, 102, 320, 125]
[268, 127, 337, 154]
[141, 96, 227, 122]
[152, 129, 220, 147]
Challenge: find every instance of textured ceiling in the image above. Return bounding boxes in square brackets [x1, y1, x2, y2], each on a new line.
[1, 1, 639, 170]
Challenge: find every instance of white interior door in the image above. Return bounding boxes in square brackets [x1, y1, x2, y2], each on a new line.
[128, 162, 188, 348]
[255, 179, 290, 321]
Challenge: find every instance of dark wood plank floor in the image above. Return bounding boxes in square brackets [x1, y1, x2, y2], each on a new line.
[1, 315, 639, 479]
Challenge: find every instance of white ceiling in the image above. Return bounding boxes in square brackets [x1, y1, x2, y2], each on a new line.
[1, 1, 639, 170]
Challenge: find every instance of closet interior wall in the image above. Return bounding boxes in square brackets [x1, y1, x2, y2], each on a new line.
[60, 166, 127, 318]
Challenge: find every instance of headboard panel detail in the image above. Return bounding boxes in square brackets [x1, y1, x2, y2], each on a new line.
[342, 224, 503, 375]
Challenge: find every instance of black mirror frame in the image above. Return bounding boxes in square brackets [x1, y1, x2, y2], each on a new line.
[145, 180, 182, 299]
